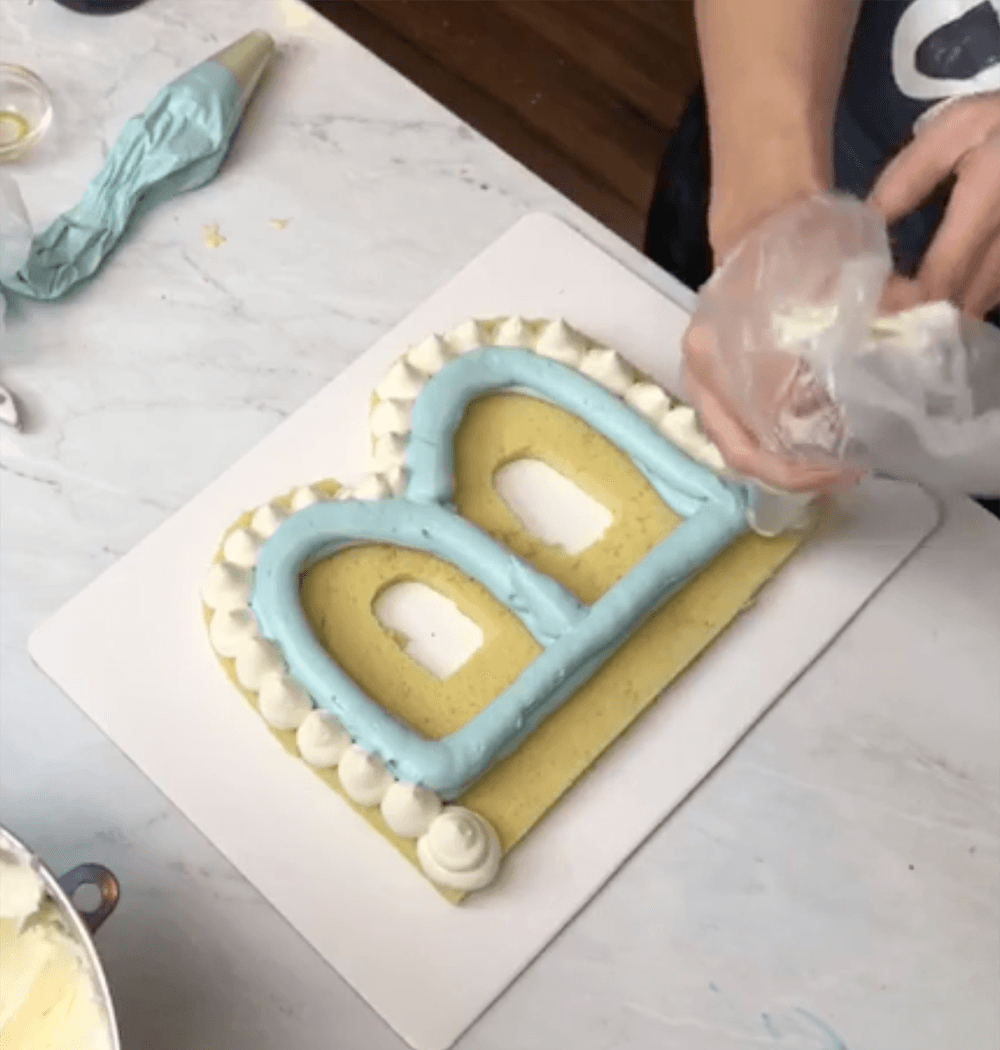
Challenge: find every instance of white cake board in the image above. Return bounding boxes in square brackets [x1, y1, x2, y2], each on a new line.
[29, 214, 939, 1050]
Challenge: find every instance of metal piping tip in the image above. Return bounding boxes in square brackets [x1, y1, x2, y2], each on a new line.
[207, 29, 275, 112]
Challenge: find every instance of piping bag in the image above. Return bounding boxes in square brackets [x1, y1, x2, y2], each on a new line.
[689, 194, 1000, 534]
[0, 30, 274, 301]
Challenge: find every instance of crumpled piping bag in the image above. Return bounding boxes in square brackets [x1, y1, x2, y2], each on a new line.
[1, 30, 274, 302]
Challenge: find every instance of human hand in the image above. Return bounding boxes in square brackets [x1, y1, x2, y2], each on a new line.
[870, 92, 1000, 318]
[682, 194, 882, 492]
[683, 323, 862, 492]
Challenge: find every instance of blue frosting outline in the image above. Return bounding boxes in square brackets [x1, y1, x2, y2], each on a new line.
[251, 348, 749, 798]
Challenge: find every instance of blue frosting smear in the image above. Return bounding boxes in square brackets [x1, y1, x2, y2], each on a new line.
[250, 347, 750, 798]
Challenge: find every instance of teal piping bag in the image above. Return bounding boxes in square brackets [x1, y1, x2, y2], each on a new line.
[1, 30, 274, 301]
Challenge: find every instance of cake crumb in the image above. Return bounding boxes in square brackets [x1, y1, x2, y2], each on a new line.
[201, 223, 226, 248]
[268, 218, 291, 230]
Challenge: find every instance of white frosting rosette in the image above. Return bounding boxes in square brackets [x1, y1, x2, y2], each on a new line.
[416, 807, 502, 891]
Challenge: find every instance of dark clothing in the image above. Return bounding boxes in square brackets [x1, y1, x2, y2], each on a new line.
[645, 0, 1000, 306]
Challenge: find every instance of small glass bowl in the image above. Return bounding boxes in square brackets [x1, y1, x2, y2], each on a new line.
[0, 64, 53, 162]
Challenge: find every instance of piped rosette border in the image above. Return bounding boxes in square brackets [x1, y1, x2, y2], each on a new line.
[202, 317, 730, 895]
[202, 488, 501, 894]
[368, 316, 727, 485]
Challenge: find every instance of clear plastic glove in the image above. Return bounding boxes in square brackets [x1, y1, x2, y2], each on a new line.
[682, 192, 1000, 496]
[683, 193, 884, 492]
[844, 302, 1000, 493]
[870, 91, 1000, 318]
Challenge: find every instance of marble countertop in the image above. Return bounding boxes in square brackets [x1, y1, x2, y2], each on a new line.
[1, 2, 997, 1048]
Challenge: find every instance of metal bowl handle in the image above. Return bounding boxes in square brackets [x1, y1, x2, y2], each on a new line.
[57, 863, 120, 935]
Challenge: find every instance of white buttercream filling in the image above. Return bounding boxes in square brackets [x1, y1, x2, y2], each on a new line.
[659, 405, 726, 472]
[370, 398, 413, 438]
[250, 503, 287, 539]
[382, 464, 406, 495]
[493, 315, 533, 347]
[579, 347, 633, 394]
[371, 432, 408, 473]
[296, 710, 352, 768]
[376, 359, 425, 401]
[222, 527, 262, 568]
[234, 637, 285, 691]
[445, 319, 490, 354]
[416, 807, 502, 891]
[209, 607, 259, 659]
[291, 486, 322, 512]
[353, 473, 391, 501]
[380, 782, 443, 838]
[537, 317, 589, 356]
[0, 846, 113, 1050]
[338, 745, 394, 806]
[624, 381, 672, 424]
[535, 318, 587, 365]
[406, 333, 453, 374]
[202, 561, 253, 611]
[257, 673, 313, 730]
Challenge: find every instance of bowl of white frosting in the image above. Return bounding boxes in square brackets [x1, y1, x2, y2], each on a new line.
[0, 826, 120, 1050]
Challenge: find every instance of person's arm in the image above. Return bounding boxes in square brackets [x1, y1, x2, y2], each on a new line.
[680, 0, 865, 492]
[695, 0, 861, 261]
